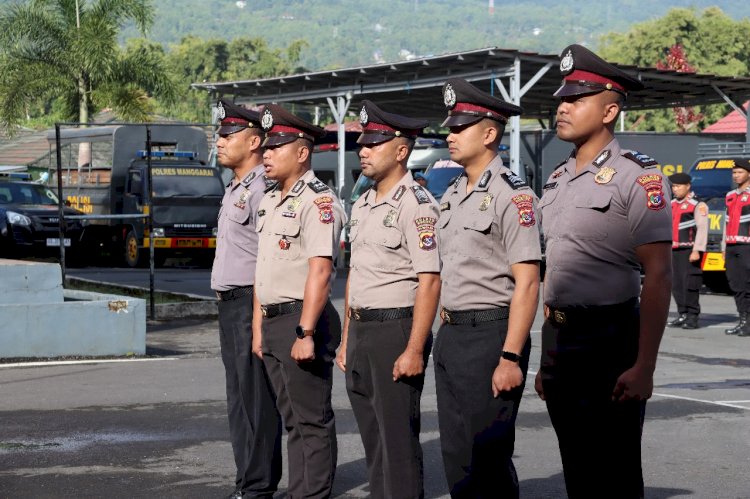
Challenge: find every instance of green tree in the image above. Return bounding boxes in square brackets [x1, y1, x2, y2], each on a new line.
[599, 7, 750, 132]
[0, 0, 176, 130]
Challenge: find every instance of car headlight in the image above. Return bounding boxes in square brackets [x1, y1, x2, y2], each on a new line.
[152, 227, 165, 237]
[212, 227, 218, 236]
[7, 211, 32, 226]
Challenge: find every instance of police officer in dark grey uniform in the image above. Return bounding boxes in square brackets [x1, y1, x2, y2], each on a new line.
[211, 100, 281, 499]
[435, 78, 542, 498]
[253, 104, 345, 499]
[336, 101, 440, 499]
[535, 45, 673, 499]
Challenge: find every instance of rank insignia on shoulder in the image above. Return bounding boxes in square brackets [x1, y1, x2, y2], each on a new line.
[308, 179, 329, 193]
[624, 151, 659, 168]
[451, 174, 463, 189]
[478, 170, 492, 189]
[242, 171, 256, 184]
[551, 168, 565, 179]
[393, 185, 407, 202]
[411, 185, 431, 204]
[593, 149, 611, 167]
[440, 201, 450, 212]
[263, 177, 278, 192]
[258, 209, 266, 217]
[291, 179, 305, 194]
[594, 166, 617, 184]
[501, 172, 527, 190]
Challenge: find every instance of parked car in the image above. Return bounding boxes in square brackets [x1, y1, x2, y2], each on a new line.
[0, 180, 85, 258]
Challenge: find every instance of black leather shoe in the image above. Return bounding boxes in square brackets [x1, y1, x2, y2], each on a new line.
[725, 314, 747, 335]
[225, 490, 242, 499]
[682, 316, 699, 329]
[668, 314, 687, 327]
[738, 324, 750, 337]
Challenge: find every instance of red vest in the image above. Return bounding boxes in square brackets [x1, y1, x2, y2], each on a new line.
[671, 197, 699, 249]
[725, 187, 750, 245]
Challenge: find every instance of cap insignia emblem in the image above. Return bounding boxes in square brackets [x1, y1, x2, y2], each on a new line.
[261, 108, 273, 130]
[560, 49, 574, 74]
[217, 101, 226, 120]
[359, 106, 369, 126]
[443, 83, 456, 108]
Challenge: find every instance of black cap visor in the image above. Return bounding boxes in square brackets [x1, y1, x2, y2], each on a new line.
[218, 124, 250, 135]
[441, 113, 483, 128]
[262, 132, 314, 148]
[356, 130, 402, 146]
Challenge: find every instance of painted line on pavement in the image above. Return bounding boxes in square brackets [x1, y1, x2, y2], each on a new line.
[0, 358, 178, 369]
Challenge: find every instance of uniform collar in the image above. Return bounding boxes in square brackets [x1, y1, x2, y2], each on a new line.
[274, 169, 316, 200]
[239, 164, 265, 187]
[472, 155, 503, 192]
[566, 138, 620, 178]
[364, 171, 413, 208]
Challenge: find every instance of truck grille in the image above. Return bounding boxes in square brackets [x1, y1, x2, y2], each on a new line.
[164, 228, 212, 237]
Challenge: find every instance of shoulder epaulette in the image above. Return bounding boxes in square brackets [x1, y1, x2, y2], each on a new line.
[623, 151, 659, 168]
[263, 177, 278, 193]
[308, 179, 329, 193]
[501, 171, 527, 190]
[411, 185, 431, 204]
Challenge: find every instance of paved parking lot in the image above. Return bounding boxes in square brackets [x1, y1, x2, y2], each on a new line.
[1, 283, 749, 498]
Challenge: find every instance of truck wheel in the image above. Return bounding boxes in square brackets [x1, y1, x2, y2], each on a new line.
[123, 230, 142, 268]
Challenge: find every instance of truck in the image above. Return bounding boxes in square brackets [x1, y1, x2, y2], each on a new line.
[47, 125, 224, 267]
[685, 142, 750, 292]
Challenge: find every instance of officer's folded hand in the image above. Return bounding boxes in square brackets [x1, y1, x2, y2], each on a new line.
[611, 365, 653, 402]
[291, 337, 316, 363]
[392, 350, 424, 381]
[492, 360, 524, 398]
[335, 347, 347, 372]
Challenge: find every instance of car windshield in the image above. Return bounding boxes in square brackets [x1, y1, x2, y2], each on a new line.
[150, 167, 224, 198]
[0, 182, 59, 205]
[426, 167, 464, 199]
[689, 158, 736, 200]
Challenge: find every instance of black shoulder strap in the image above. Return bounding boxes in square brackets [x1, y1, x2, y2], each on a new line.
[623, 151, 659, 168]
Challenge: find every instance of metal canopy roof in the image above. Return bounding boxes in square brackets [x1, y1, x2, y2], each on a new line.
[192, 47, 750, 121]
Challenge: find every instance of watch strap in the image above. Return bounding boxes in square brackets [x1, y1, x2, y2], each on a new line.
[501, 350, 521, 363]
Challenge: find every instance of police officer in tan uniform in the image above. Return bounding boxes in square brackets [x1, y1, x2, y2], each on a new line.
[335, 100, 440, 499]
[535, 44, 672, 499]
[211, 100, 281, 499]
[667, 173, 708, 329]
[252, 104, 345, 499]
[435, 78, 542, 498]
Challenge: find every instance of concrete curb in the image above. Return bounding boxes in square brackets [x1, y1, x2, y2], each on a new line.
[65, 276, 218, 320]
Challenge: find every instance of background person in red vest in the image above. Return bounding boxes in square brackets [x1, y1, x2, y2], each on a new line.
[723, 159, 750, 337]
[667, 173, 708, 329]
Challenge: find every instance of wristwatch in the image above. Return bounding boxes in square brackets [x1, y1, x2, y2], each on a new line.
[295, 325, 315, 339]
[501, 350, 521, 363]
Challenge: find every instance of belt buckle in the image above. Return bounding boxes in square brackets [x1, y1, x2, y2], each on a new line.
[440, 308, 452, 324]
[350, 308, 361, 321]
[553, 310, 566, 324]
[261, 306, 268, 318]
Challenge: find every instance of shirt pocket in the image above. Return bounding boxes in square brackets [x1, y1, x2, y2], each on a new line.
[226, 205, 251, 245]
[572, 190, 612, 240]
[273, 217, 302, 260]
[459, 214, 494, 259]
[373, 227, 403, 270]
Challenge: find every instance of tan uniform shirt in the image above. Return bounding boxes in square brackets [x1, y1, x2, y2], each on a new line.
[255, 169, 346, 305]
[349, 172, 441, 309]
[438, 155, 542, 310]
[211, 164, 272, 291]
[539, 138, 672, 308]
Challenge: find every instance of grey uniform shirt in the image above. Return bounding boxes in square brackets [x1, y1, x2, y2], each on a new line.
[349, 172, 441, 309]
[539, 138, 672, 308]
[255, 169, 346, 305]
[438, 155, 542, 310]
[211, 164, 271, 291]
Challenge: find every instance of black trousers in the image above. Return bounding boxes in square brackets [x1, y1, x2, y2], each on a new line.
[218, 290, 282, 497]
[540, 303, 645, 499]
[346, 317, 432, 499]
[262, 301, 341, 499]
[433, 319, 530, 499]
[725, 244, 750, 314]
[671, 248, 702, 316]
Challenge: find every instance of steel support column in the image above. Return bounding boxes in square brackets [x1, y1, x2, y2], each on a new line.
[326, 94, 351, 197]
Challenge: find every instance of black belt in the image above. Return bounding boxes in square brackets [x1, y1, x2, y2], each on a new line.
[216, 285, 253, 301]
[548, 298, 638, 326]
[440, 306, 509, 325]
[349, 306, 413, 322]
[261, 300, 303, 318]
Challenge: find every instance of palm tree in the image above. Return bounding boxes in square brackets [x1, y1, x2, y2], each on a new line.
[0, 0, 175, 130]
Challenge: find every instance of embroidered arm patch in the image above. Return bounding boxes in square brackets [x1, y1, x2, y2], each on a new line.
[636, 174, 666, 210]
[415, 216, 437, 250]
[511, 194, 536, 227]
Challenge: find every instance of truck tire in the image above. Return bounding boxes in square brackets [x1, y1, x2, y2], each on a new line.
[123, 230, 143, 268]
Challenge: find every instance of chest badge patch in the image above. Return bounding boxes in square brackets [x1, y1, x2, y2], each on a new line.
[479, 193, 494, 211]
[636, 174, 666, 211]
[511, 194, 536, 227]
[278, 236, 291, 250]
[415, 217, 437, 251]
[314, 196, 335, 224]
[383, 209, 398, 227]
[234, 189, 249, 209]
[743, 195, 749, 203]
[594, 167, 617, 185]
